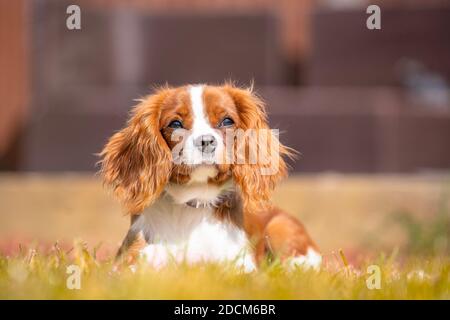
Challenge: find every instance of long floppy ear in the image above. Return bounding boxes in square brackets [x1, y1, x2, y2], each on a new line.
[224, 85, 293, 212]
[99, 90, 172, 215]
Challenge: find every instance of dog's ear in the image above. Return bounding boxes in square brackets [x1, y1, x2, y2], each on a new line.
[99, 89, 173, 215]
[224, 85, 292, 211]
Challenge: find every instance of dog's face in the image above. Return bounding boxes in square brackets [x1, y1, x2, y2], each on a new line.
[100, 84, 290, 214]
[159, 85, 237, 180]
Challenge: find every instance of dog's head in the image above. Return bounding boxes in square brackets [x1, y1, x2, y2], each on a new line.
[99, 84, 291, 214]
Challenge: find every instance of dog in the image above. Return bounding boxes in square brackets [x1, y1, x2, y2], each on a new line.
[100, 83, 320, 271]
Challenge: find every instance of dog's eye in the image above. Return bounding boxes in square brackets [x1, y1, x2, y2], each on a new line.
[219, 117, 234, 128]
[168, 120, 183, 129]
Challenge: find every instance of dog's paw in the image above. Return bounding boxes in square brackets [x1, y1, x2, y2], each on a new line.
[140, 244, 179, 269]
[285, 248, 322, 271]
[234, 254, 256, 273]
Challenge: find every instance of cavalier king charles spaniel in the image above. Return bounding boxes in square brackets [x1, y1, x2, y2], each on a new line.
[100, 84, 321, 271]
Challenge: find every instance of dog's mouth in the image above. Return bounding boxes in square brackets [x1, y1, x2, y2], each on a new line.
[171, 162, 230, 177]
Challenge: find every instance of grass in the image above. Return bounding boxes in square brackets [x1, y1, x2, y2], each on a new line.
[390, 189, 450, 256]
[0, 241, 448, 300]
[0, 174, 448, 299]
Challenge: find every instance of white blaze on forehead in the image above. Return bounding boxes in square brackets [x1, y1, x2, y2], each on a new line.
[183, 85, 223, 168]
[189, 85, 212, 131]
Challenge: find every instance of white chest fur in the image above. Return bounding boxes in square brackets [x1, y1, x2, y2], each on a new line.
[131, 195, 255, 272]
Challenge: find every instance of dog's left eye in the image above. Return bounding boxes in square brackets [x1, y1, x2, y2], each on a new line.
[219, 117, 234, 128]
[168, 120, 183, 129]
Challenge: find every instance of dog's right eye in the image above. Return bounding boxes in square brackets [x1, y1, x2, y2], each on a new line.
[168, 120, 183, 129]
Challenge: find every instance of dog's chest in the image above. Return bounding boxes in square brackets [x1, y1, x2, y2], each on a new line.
[133, 197, 254, 270]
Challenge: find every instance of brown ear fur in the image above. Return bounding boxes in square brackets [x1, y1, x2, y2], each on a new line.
[99, 89, 172, 215]
[224, 85, 292, 212]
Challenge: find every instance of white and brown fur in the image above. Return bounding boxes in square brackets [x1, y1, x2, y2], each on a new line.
[100, 84, 321, 271]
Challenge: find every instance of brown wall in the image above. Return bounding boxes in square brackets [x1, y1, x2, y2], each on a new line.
[1, 0, 450, 172]
[0, 0, 29, 167]
[79, 0, 314, 63]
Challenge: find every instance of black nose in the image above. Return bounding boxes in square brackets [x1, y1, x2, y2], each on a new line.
[194, 134, 217, 153]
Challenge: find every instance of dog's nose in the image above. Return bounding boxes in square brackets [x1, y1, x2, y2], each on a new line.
[194, 134, 217, 153]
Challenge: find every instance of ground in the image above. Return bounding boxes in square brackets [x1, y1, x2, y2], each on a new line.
[0, 244, 448, 299]
[0, 173, 448, 299]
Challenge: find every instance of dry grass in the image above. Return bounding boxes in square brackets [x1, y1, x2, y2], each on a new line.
[0, 241, 448, 300]
[0, 173, 448, 299]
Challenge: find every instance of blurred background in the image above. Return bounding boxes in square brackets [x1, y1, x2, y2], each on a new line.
[0, 0, 449, 260]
